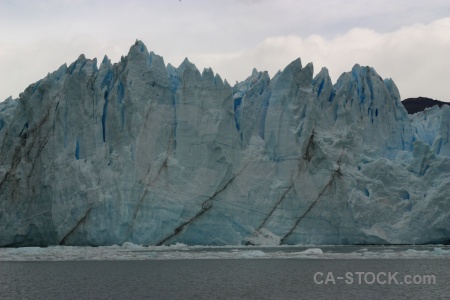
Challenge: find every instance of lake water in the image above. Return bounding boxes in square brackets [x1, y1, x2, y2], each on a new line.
[1, 245, 449, 299]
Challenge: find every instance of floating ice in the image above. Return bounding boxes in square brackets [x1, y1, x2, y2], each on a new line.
[0, 245, 449, 261]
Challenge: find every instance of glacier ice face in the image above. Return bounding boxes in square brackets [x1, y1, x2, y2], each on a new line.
[1, 40, 449, 247]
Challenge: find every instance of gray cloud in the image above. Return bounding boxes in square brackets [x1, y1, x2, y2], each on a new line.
[1, 0, 449, 101]
[190, 18, 450, 101]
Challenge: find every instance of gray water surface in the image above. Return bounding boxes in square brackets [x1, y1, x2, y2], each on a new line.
[1, 259, 449, 299]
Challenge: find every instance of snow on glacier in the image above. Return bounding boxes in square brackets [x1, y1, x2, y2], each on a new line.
[0, 40, 449, 247]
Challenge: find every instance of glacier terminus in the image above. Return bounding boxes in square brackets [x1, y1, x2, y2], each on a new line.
[0, 40, 449, 247]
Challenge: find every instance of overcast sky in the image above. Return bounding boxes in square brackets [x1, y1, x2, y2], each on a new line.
[1, 0, 449, 102]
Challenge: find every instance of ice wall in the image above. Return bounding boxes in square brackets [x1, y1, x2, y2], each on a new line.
[0, 41, 449, 246]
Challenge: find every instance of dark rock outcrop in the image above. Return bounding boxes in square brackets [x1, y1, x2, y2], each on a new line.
[402, 97, 449, 114]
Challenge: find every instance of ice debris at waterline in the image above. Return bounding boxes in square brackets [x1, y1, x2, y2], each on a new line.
[2, 244, 450, 261]
[1, 40, 449, 247]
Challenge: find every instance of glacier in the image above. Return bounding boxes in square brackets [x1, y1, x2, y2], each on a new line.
[0, 40, 449, 247]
